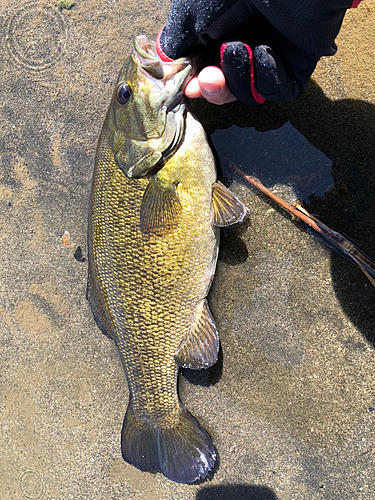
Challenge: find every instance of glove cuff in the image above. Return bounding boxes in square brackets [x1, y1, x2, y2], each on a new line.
[350, 0, 363, 7]
[220, 43, 265, 105]
[156, 28, 175, 63]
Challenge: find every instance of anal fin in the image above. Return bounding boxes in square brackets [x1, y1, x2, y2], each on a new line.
[175, 299, 219, 369]
[212, 181, 247, 227]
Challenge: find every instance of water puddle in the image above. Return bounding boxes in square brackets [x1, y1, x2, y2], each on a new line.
[212, 121, 333, 203]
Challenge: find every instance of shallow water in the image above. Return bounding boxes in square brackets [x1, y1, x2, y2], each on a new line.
[212, 122, 334, 202]
[0, 1, 374, 499]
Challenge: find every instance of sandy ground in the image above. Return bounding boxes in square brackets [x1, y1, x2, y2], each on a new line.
[0, 1, 374, 499]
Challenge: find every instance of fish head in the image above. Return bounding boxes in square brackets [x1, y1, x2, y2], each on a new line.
[109, 35, 196, 179]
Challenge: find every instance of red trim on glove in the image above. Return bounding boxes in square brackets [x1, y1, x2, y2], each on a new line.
[156, 28, 174, 62]
[220, 43, 265, 104]
[350, 0, 363, 7]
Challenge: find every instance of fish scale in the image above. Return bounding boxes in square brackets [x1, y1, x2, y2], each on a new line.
[91, 123, 217, 403]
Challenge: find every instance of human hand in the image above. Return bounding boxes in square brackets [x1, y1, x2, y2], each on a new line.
[156, 0, 357, 106]
[184, 66, 237, 105]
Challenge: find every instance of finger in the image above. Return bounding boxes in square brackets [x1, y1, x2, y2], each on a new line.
[197, 66, 236, 105]
[184, 76, 202, 98]
[253, 45, 303, 102]
[220, 42, 265, 106]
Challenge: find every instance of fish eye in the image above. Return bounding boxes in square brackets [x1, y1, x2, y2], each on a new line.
[116, 83, 132, 104]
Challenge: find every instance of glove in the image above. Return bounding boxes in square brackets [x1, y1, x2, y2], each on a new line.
[156, 0, 362, 105]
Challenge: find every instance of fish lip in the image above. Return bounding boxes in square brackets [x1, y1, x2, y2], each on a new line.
[134, 35, 158, 61]
[133, 35, 198, 85]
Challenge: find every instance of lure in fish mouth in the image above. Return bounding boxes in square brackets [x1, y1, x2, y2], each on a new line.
[110, 35, 197, 179]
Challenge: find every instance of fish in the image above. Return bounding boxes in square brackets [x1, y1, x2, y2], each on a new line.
[87, 35, 247, 484]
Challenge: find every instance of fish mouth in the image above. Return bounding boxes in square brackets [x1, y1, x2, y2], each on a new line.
[133, 35, 165, 80]
[133, 35, 197, 89]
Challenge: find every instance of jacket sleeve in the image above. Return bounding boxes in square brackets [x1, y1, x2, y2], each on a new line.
[249, 0, 362, 59]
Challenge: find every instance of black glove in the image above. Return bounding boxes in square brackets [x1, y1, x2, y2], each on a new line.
[156, 0, 360, 105]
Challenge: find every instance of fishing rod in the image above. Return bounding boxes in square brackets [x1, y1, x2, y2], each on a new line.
[228, 161, 375, 289]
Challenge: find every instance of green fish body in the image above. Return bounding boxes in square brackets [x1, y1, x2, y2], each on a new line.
[87, 36, 246, 483]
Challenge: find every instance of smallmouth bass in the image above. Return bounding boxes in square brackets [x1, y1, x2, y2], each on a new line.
[87, 35, 246, 483]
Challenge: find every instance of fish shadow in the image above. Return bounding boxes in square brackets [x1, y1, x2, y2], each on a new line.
[190, 80, 375, 347]
[196, 484, 278, 500]
[182, 343, 223, 386]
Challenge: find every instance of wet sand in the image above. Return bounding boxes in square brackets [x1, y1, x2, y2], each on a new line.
[0, 1, 374, 499]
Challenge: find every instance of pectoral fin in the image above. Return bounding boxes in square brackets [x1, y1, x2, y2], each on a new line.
[175, 299, 219, 369]
[140, 175, 181, 236]
[212, 181, 247, 227]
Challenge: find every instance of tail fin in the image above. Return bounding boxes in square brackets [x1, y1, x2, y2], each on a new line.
[121, 403, 216, 483]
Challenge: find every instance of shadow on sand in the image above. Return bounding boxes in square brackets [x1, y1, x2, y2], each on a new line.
[191, 80, 375, 347]
[196, 484, 278, 500]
